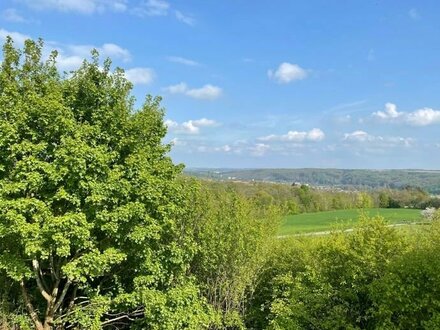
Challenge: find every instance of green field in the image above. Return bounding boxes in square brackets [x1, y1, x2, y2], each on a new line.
[279, 208, 423, 235]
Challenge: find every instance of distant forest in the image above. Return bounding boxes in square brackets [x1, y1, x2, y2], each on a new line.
[186, 168, 440, 194]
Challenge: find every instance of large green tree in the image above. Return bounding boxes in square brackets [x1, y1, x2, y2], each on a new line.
[0, 38, 209, 329]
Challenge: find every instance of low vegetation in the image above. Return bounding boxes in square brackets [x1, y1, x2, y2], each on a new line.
[247, 215, 440, 329]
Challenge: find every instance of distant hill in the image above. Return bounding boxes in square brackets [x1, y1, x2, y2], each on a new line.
[185, 168, 440, 194]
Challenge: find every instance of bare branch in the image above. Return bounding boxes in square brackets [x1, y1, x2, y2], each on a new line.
[101, 314, 134, 326]
[101, 307, 145, 327]
[32, 259, 52, 302]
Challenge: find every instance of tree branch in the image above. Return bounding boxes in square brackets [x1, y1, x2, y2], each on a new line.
[51, 278, 60, 299]
[37, 260, 50, 293]
[101, 308, 145, 327]
[54, 279, 72, 313]
[50, 253, 59, 281]
[32, 259, 52, 302]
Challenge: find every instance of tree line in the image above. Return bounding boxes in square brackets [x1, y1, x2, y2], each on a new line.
[187, 168, 440, 194]
[202, 181, 440, 215]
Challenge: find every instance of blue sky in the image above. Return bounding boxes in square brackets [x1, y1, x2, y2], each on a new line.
[1, 0, 440, 169]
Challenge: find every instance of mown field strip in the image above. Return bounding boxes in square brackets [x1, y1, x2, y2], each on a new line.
[279, 208, 423, 236]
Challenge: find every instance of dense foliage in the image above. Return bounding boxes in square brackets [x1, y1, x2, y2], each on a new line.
[246, 213, 440, 329]
[1, 38, 440, 330]
[0, 37, 214, 329]
[201, 181, 439, 216]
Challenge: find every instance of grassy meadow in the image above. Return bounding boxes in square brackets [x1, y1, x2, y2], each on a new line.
[279, 208, 423, 235]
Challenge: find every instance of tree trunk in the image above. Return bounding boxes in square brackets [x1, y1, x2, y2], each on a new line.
[20, 280, 44, 330]
[43, 315, 54, 330]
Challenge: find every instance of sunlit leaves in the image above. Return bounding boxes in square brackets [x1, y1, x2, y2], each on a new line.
[0, 37, 205, 328]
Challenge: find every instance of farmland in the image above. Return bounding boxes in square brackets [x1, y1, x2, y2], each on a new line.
[279, 208, 423, 235]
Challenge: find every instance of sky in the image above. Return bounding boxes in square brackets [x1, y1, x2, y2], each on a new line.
[1, 0, 440, 169]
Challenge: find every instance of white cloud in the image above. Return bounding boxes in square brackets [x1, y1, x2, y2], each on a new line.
[164, 82, 188, 94]
[180, 119, 215, 134]
[373, 103, 440, 126]
[39, 41, 132, 71]
[307, 128, 326, 141]
[268, 62, 308, 83]
[164, 82, 222, 100]
[250, 143, 270, 157]
[164, 119, 179, 129]
[196, 144, 233, 153]
[191, 118, 217, 126]
[165, 118, 218, 135]
[145, 0, 169, 15]
[100, 43, 131, 61]
[406, 108, 440, 126]
[343, 130, 413, 147]
[20, 0, 195, 27]
[219, 144, 231, 152]
[132, 0, 169, 16]
[43, 41, 131, 71]
[0, 29, 150, 84]
[259, 128, 325, 142]
[175, 10, 195, 26]
[173, 139, 272, 156]
[186, 85, 222, 100]
[2, 8, 28, 23]
[169, 137, 186, 146]
[124, 67, 155, 85]
[19, 0, 192, 26]
[66, 43, 131, 62]
[19, 0, 128, 14]
[55, 54, 84, 71]
[373, 102, 402, 120]
[343, 130, 375, 142]
[21, 0, 96, 13]
[0, 28, 30, 45]
[167, 56, 200, 66]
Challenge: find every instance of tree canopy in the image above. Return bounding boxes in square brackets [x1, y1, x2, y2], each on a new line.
[0, 37, 208, 329]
